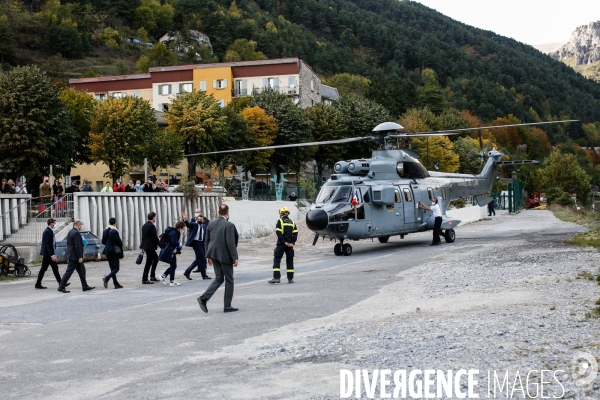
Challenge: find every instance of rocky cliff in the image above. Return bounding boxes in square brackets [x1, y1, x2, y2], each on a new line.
[552, 21, 600, 65]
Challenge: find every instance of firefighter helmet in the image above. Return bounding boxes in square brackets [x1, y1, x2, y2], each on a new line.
[279, 206, 290, 215]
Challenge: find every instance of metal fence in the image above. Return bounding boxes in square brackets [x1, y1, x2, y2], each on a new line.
[0, 194, 73, 245]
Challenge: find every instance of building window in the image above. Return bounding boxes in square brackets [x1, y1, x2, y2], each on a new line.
[158, 103, 169, 112]
[263, 77, 279, 90]
[310, 80, 314, 91]
[180, 83, 193, 93]
[293, 97, 299, 105]
[199, 81, 206, 91]
[213, 79, 228, 89]
[158, 84, 172, 95]
[288, 76, 296, 88]
[111, 92, 125, 98]
[235, 79, 247, 96]
[132, 91, 140, 98]
[217, 99, 225, 108]
[95, 93, 107, 101]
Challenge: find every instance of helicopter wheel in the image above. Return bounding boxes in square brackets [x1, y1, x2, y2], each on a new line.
[444, 229, 455, 243]
[342, 243, 352, 256]
[378, 236, 389, 244]
[334, 243, 343, 256]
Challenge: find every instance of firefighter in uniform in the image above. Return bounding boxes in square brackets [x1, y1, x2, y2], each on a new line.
[268, 207, 298, 284]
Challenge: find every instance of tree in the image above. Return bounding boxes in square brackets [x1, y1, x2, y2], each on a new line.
[136, 43, 177, 73]
[538, 149, 592, 204]
[251, 91, 314, 175]
[241, 106, 277, 173]
[0, 66, 76, 179]
[89, 97, 158, 181]
[59, 88, 97, 165]
[146, 129, 183, 172]
[322, 73, 370, 98]
[224, 39, 267, 62]
[332, 96, 391, 161]
[51, 19, 83, 59]
[416, 69, 446, 114]
[304, 104, 347, 180]
[454, 136, 483, 174]
[0, 17, 15, 64]
[163, 90, 227, 177]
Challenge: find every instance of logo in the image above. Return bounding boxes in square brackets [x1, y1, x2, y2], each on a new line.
[571, 351, 598, 386]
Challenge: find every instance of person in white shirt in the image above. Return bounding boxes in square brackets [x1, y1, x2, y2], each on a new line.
[420, 197, 442, 246]
[15, 181, 27, 194]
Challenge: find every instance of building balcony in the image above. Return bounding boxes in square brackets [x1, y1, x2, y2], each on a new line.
[232, 86, 299, 98]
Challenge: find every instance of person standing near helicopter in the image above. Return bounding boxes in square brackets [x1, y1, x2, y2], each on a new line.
[268, 207, 298, 284]
[419, 198, 442, 246]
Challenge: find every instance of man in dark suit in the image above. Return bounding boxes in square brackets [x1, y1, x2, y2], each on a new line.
[35, 218, 66, 289]
[140, 212, 160, 284]
[197, 204, 239, 313]
[57, 220, 94, 293]
[181, 209, 211, 280]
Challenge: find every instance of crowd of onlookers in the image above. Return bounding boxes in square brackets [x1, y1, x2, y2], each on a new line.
[1, 177, 174, 200]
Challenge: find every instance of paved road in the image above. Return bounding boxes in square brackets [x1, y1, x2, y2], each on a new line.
[0, 210, 583, 399]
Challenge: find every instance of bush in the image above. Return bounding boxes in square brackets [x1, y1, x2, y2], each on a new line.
[547, 187, 574, 207]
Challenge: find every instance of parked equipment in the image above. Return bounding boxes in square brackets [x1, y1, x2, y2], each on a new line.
[0, 244, 30, 277]
[525, 190, 541, 209]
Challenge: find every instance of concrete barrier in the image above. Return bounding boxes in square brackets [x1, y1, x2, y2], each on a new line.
[73, 193, 223, 249]
[446, 205, 487, 225]
[227, 201, 299, 239]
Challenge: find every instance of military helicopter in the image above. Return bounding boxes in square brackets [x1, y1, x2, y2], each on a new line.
[186, 119, 575, 256]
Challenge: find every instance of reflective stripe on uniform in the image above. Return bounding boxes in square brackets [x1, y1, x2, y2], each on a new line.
[276, 219, 284, 233]
[273, 268, 280, 271]
[286, 269, 294, 272]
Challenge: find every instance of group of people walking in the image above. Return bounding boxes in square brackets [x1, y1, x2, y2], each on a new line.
[35, 204, 299, 314]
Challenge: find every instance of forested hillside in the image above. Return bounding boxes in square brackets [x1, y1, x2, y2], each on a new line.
[2, 0, 600, 197]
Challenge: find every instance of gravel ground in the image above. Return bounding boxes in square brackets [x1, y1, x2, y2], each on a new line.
[238, 226, 600, 398]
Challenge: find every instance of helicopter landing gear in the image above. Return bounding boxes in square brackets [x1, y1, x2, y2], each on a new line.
[334, 243, 342, 256]
[444, 229, 455, 243]
[342, 243, 352, 256]
[334, 240, 353, 256]
[378, 236, 389, 244]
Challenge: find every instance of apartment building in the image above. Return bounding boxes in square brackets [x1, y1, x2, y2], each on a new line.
[69, 58, 337, 110]
[68, 58, 338, 185]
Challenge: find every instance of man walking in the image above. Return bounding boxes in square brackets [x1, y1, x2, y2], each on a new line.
[182, 210, 211, 280]
[197, 204, 239, 313]
[140, 212, 160, 284]
[419, 197, 442, 246]
[35, 218, 66, 289]
[57, 220, 94, 293]
[268, 207, 298, 284]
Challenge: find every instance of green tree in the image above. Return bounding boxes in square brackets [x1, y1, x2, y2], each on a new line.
[135, 43, 177, 73]
[251, 91, 314, 176]
[163, 90, 227, 177]
[134, 5, 157, 35]
[51, 19, 83, 58]
[223, 39, 267, 62]
[59, 88, 97, 165]
[322, 73, 370, 98]
[304, 103, 347, 180]
[146, 129, 183, 172]
[0, 66, 76, 179]
[453, 136, 482, 174]
[332, 96, 391, 161]
[538, 149, 592, 204]
[0, 17, 15, 64]
[90, 97, 158, 180]
[416, 69, 446, 114]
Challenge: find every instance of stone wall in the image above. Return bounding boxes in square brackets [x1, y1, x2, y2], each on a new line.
[298, 60, 322, 108]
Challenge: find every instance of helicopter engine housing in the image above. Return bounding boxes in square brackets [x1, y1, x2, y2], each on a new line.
[346, 160, 370, 175]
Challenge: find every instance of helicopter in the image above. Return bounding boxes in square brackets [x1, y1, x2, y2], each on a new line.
[186, 119, 576, 256]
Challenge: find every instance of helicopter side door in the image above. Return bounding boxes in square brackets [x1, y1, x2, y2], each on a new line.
[393, 187, 403, 232]
[412, 185, 424, 226]
[400, 186, 416, 225]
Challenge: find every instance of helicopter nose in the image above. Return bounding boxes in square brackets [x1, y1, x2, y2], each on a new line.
[306, 209, 328, 231]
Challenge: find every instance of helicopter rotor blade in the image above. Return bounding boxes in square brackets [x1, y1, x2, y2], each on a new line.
[388, 120, 578, 138]
[184, 136, 371, 157]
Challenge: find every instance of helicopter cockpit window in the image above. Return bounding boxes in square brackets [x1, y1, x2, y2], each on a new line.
[316, 187, 337, 203]
[395, 189, 401, 203]
[428, 188, 434, 201]
[441, 187, 446, 200]
[331, 186, 352, 203]
[403, 188, 412, 202]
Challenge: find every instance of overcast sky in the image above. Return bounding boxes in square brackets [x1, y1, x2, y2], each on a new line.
[415, 0, 600, 45]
